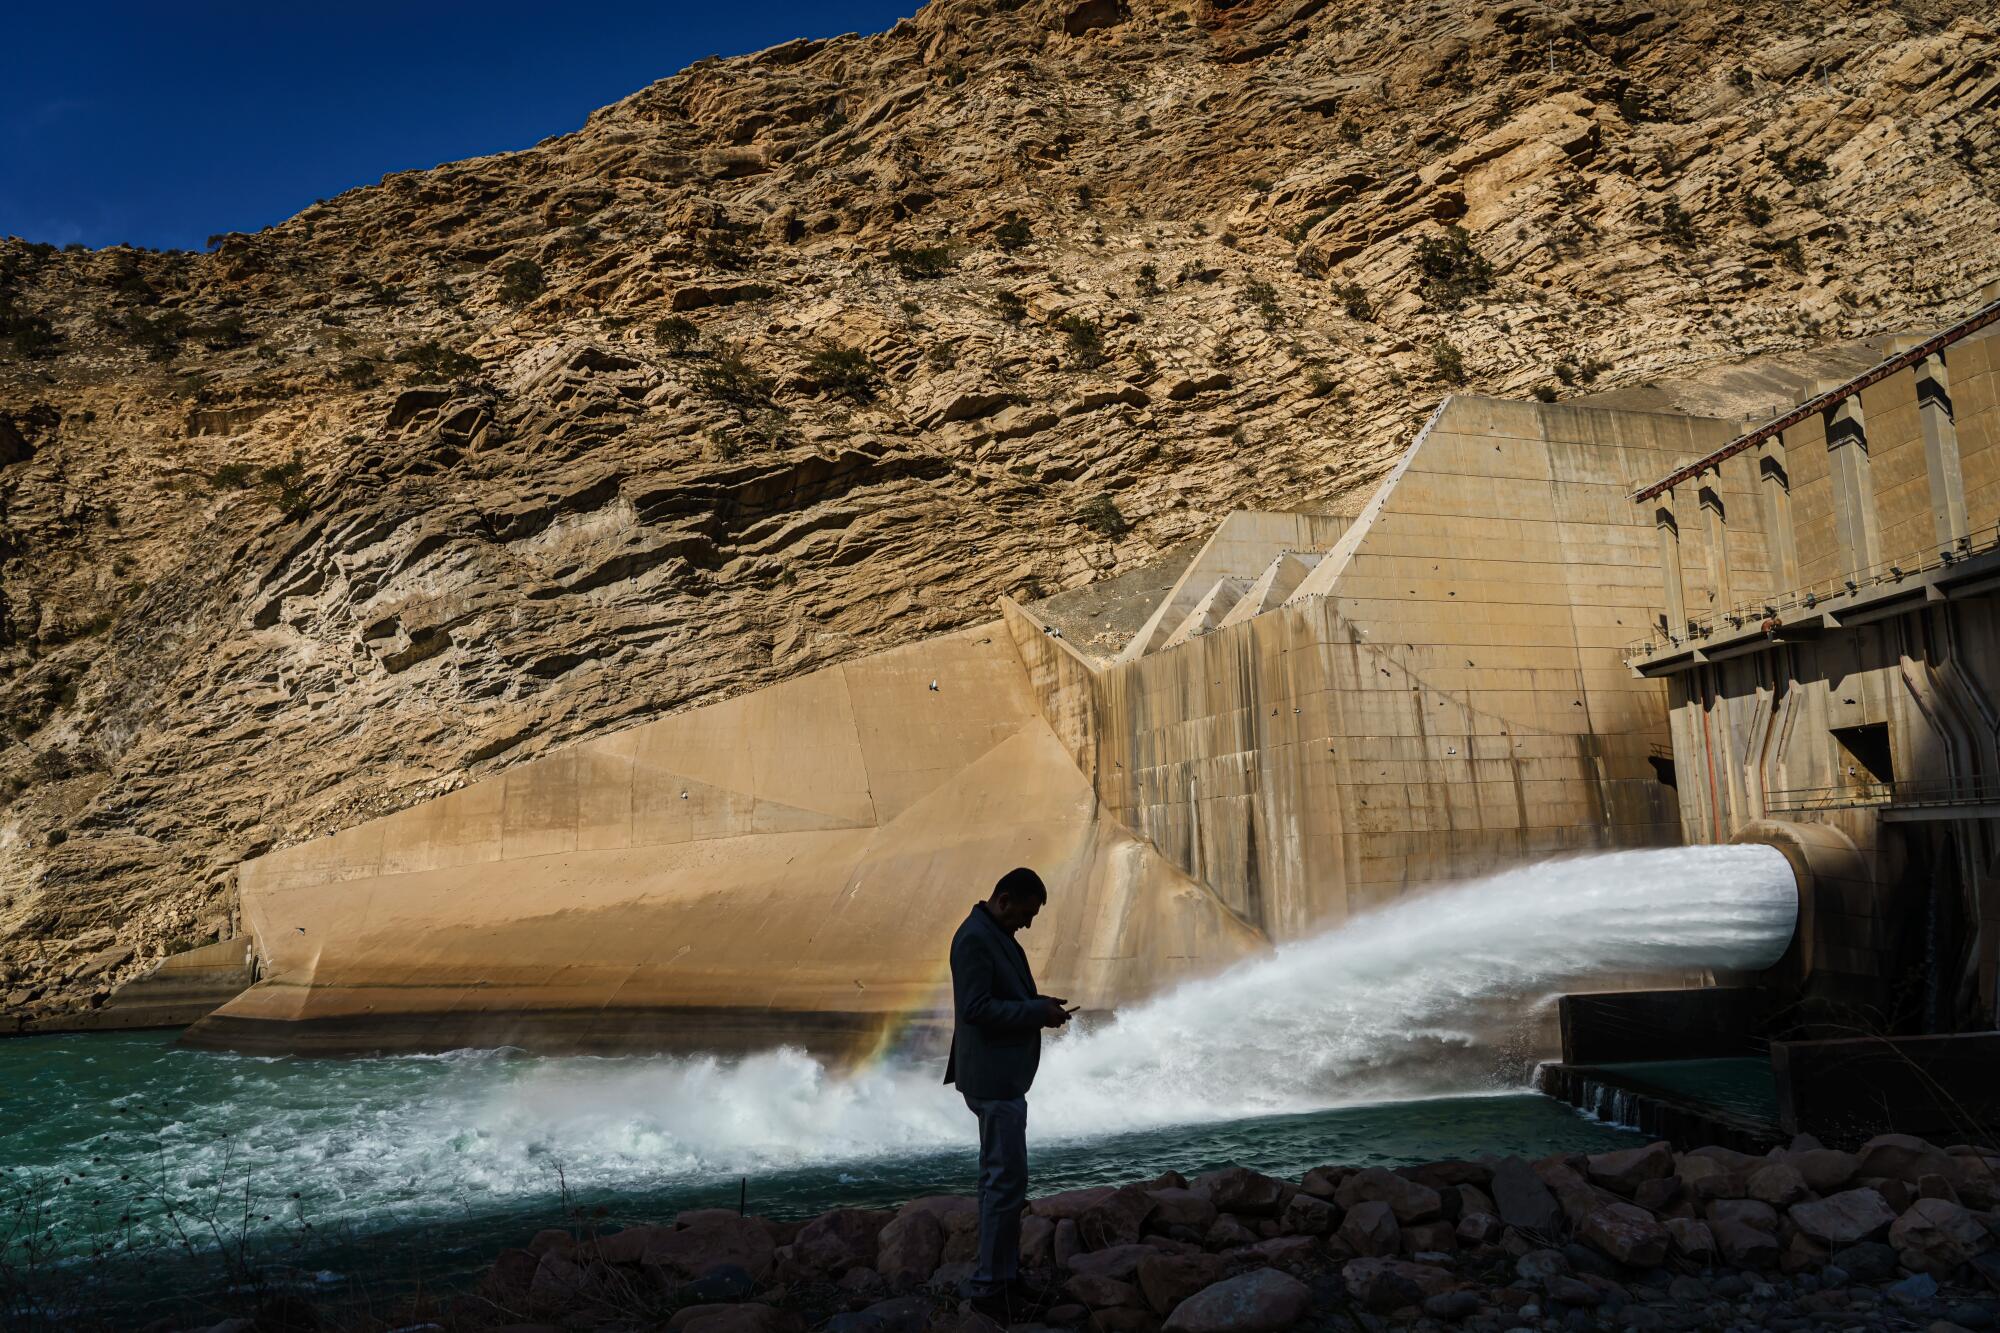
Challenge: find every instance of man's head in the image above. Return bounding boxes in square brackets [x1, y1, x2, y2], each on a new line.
[987, 866, 1047, 932]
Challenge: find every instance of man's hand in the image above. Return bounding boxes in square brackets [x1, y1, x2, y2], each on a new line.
[1040, 996, 1072, 1028]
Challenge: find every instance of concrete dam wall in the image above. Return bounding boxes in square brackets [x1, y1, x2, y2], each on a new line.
[184, 388, 1739, 1056]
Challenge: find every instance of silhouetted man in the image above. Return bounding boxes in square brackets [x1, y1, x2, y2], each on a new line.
[944, 866, 1071, 1321]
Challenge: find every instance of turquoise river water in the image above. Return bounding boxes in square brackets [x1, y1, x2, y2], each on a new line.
[0, 846, 1800, 1322]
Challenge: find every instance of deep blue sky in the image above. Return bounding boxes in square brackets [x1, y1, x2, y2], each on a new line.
[1, 2, 915, 253]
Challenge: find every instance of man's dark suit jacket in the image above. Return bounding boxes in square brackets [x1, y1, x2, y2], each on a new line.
[943, 902, 1045, 1099]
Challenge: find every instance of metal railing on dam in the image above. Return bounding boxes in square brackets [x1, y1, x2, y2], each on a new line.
[1622, 518, 2000, 668]
[1763, 773, 2000, 818]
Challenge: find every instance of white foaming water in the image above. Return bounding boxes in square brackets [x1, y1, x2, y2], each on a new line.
[25, 846, 1796, 1237]
[442, 844, 1797, 1190]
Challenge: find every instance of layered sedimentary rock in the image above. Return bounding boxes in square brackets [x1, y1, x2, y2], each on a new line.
[6, 0, 2000, 1023]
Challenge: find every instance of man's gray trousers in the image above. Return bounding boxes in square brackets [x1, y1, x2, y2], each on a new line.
[962, 1092, 1028, 1298]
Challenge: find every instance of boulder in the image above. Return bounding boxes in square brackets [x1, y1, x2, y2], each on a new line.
[1705, 1199, 1778, 1233]
[1162, 1267, 1310, 1333]
[1147, 1188, 1218, 1233]
[1135, 1251, 1226, 1315]
[1067, 1243, 1160, 1281]
[1579, 1202, 1668, 1267]
[1886, 1271, 1939, 1307]
[1779, 1229, 1828, 1275]
[1490, 1157, 1562, 1236]
[674, 1305, 805, 1333]
[1084, 1311, 1157, 1333]
[1788, 1188, 1898, 1246]
[1454, 1184, 1497, 1218]
[652, 1214, 777, 1279]
[1830, 1240, 1900, 1282]
[1080, 1185, 1158, 1250]
[1456, 1211, 1502, 1245]
[1516, 1248, 1571, 1283]
[790, 1208, 893, 1276]
[1191, 1167, 1285, 1215]
[1546, 1274, 1601, 1306]
[1300, 1166, 1350, 1200]
[1711, 1217, 1778, 1269]
[1686, 1145, 1767, 1173]
[481, 1247, 539, 1304]
[1400, 1220, 1457, 1255]
[1787, 1148, 1860, 1194]
[875, 1210, 944, 1285]
[835, 1266, 889, 1300]
[1424, 1290, 1482, 1320]
[1054, 1217, 1082, 1268]
[1064, 1273, 1144, 1308]
[1633, 1176, 1684, 1213]
[860, 1297, 933, 1333]
[1279, 1192, 1336, 1236]
[1032, 1186, 1119, 1220]
[1918, 1172, 1962, 1205]
[595, 1223, 669, 1265]
[1665, 1217, 1715, 1261]
[1586, 1142, 1676, 1195]
[1335, 1166, 1442, 1223]
[1747, 1163, 1810, 1209]
[1237, 1236, 1317, 1273]
[1949, 1150, 2000, 1208]
[1338, 1200, 1400, 1258]
[1889, 1198, 1991, 1275]
[1864, 1176, 1916, 1212]
[1534, 1158, 1620, 1229]
[1858, 1135, 1966, 1189]
[1020, 1214, 1055, 1269]
[526, 1227, 575, 1257]
[1202, 1215, 1257, 1250]
[1340, 1258, 1454, 1312]
[529, 1250, 593, 1310]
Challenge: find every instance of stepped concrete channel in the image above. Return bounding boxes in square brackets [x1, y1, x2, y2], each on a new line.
[128, 297, 2000, 1145]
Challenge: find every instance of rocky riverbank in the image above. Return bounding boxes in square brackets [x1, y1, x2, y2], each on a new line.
[171, 1131, 2000, 1333]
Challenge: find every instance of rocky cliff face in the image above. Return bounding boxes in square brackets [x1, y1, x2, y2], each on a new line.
[2, 0, 1997, 1020]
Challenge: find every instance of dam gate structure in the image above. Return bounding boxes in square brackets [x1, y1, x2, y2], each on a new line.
[156, 290, 2000, 1145]
[1575, 293, 2000, 1144]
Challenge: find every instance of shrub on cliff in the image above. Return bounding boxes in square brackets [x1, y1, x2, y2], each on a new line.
[1076, 493, 1128, 538]
[994, 214, 1033, 252]
[259, 451, 312, 519]
[1, 306, 61, 360]
[806, 342, 877, 402]
[1430, 340, 1467, 385]
[654, 315, 701, 355]
[1056, 314, 1108, 369]
[887, 245, 955, 279]
[394, 340, 480, 381]
[697, 349, 775, 408]
[498, 257, 545, 306]
[1413, 226, 1494, 310]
